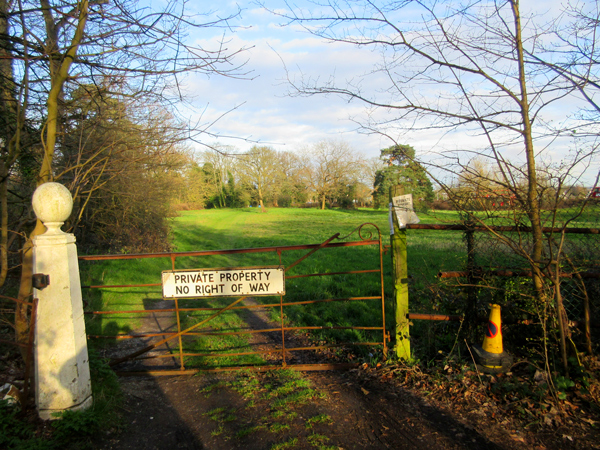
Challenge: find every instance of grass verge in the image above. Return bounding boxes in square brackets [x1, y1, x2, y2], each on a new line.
[0, 348, 122, 450]
[199, 368, 336, 449]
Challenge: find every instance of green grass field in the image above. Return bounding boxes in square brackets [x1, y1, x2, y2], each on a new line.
[82, 207, 472, 366]
[81, 205, 599, 366]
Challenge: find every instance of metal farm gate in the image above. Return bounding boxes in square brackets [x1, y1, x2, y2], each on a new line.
[80, 223, 387, 374]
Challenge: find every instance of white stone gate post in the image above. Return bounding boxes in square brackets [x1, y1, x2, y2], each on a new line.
[32, 182, 92, 420]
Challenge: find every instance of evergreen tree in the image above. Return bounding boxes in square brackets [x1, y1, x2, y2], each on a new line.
[373, 145, 434, 210]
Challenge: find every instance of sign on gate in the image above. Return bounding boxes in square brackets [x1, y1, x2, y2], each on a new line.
[392, 194, 420, 229]
[162, 266, 285, 298]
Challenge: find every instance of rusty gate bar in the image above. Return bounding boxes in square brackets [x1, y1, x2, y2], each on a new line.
[82, 283, 162, 289]
[378, 226, 387, 356]
[129, 341, 383, 361]
[117, 363, 359, 377]
[286, 269, 380, 279]
[408, 313, 462, 321]
[80, 277, 392, 288]
[108, 232, 344, 368]
[283, 233, 340, 274]
[78, 239, 380, 263]
[174, 297, 184, 370]
[81, 223, 386, 372]
[109, 295, 250, 367]
[85, 296, 382, 320]
[89, 325, 385, 340]
[406, 223, 600, 233]
[278, 250, 287, 366]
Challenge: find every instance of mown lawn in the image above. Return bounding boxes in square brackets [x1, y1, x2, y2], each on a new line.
[80, 207, 480, 365]
[81, 205, 600, 365]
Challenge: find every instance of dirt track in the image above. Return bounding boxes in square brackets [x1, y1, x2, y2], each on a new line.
[91, 298, 578, 450]
[96, 367, 542, 450]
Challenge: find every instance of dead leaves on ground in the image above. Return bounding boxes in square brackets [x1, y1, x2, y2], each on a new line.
[352, 355, 600, 447]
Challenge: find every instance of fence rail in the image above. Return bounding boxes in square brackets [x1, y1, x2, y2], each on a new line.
[398, 220, 599, 358]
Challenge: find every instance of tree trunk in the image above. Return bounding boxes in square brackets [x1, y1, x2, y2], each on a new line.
[513, 0, 566, 371]
[17, 0, 89, 346]
[0, 166, 8, 287]
[512, 1, 545, 297]
[38, 0, 89, 184]
[0, 0, 16, 288]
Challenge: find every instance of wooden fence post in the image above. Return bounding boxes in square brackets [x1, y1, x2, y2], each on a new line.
[465, 224, 477, 325]
[390, 185, 410, 360]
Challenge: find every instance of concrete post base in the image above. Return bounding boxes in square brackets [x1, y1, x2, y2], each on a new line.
[32, 183, 92, 420]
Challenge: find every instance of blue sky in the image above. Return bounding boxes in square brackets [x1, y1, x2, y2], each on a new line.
[176, 1, 599, 186]
[180, 2, 397, 158]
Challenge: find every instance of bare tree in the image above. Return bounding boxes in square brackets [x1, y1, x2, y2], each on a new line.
[306, 140, 363, 209]
[274, 0, 600, 370]
[276, 150, 311, 206]
[0, 0, 248, 345]
[57, 85, 190, 251]
[200, 145, 247, 208]
[237, 146, 281, 210]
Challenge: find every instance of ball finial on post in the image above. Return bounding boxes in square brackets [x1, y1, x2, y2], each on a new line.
[32, 182, 73, 235]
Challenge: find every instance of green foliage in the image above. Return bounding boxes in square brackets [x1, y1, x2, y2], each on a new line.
[269, 422, 290, 433]
[373, 145, 434, 210]
[52, 349, 122, 448]
[191, 369, 337, 447]
[211, 424, 225, 436]
[204, 407, 237, 422]
[51, 408, 101, 440]
[337, 182, 358, 209]
[554, 376, 576, 400]
[271, 388, 325, 409]
[229, 370, 262, 399]
[0, 348, 123, 450]
[63, 85, 186, 253]
[271, 437, 298, 450]
[235, 425, 263, 439]
[86, 348, 123, 427]
[305, 414, 333, 429]
[203, 163, 249, 208]
[0, 401, 49, 450]
[307, 433, 336, 449]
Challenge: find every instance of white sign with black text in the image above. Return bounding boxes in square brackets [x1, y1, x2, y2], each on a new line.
[392, 194, 420, 230]
[162, 266, 285, 298]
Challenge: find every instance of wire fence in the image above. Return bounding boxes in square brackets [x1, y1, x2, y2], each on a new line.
[467, 225, 599, 321]
[403, 210, 600, 357]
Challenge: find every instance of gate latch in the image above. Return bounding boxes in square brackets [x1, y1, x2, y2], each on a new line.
[32, 273, 50, 290]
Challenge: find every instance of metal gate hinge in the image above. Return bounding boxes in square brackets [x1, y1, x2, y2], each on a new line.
[32, 273, 50, 290]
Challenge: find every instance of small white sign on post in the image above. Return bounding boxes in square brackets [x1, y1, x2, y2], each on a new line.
[392, 194, 420, 229]
[162, 266, 285, 298]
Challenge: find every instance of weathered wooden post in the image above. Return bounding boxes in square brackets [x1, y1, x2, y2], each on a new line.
[465, 222, 477, 324]
[389, 185, 410, 359]
[32, 182, 92, 420]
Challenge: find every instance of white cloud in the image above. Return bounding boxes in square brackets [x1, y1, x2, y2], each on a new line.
[177, 1, 600, 186]
[182, 26, 392, 159]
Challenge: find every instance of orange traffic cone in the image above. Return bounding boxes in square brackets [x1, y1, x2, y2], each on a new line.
[472, 304, 513, 373]
[482, 304, 503, 354]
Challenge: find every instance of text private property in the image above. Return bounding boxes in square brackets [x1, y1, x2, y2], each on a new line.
[162, 266, 285, 298]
